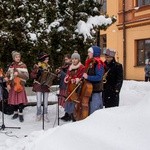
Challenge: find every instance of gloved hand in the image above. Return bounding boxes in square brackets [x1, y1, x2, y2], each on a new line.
[71, 79, 76, 84]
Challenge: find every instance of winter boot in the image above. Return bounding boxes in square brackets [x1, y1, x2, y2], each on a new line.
[36, 115, 41, 121]
[70, 113, 76, 122]
[44, 114, 50, 123]
[12, 112, 18, 119]
[19, 113, 24, 122]
[61, 113, 71, 121]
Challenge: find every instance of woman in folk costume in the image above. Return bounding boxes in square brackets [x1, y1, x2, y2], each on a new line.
[62, 52, 85, 122]
[83, 46, 104, 114]
[30, 52, 51, 122]
[5, 51, 29, 122]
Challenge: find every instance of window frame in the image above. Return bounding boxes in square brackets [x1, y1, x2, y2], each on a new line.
[136, 0, 150, 7]
[100, 34, 107, 55]
[136, 38, 150, 66]
[100, 0, 107, 15]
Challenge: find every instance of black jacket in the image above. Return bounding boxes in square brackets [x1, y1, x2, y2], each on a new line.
[103, 58, 123, 92]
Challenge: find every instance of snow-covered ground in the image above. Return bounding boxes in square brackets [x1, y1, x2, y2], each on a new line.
[0, 80, 150, 150]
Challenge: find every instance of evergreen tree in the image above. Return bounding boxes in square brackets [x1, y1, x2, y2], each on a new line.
[0, 0, 57, 69]
[0, 0, 116, 86]
[54, 0, 116, 63]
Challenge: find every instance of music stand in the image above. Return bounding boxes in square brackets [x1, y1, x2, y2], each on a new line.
[42, 90, 45, 130]
[41, 83, 48, 130]
[0, 77, 21, 130]
[56, 94, 60, 126]
[56, 93, 68, 126]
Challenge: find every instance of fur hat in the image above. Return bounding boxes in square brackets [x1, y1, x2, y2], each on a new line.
[88, 46, 101, 57]
[38, 52, 50, 61]
[71, 52, 81, 60]
[103, 48, 116, 57]
[11, 51, 21, 60]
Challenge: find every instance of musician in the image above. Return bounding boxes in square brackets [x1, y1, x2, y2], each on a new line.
[83, 46, 104, 114]
[63, 52, 85, 122]
[5, 51, 29, 122]
[30, 52, 51, 122]
[102, 48, 123, 108]
[0, 68, 8, 109]
[55, 54, 71, 108]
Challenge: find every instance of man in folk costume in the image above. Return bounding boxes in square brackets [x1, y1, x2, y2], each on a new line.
[102, 48, 123, 108]
[30, 52, 52, 122]
[83, 46, 104, 114]
[62, 52, 85, 122]
[55, 54, 72, 108]
[5, 51, 29, 122]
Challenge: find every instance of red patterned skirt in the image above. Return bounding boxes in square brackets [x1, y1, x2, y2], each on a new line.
[8, 86, 28, 105]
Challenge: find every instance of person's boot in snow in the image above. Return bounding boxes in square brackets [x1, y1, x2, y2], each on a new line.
[70, 113, 76, 122]
[12, 111, 18, 119]
[44, 114, 50, 122]
[36, 115, 41, 121]
[19, 113, 24, 122]
[61, 113, 71, 121]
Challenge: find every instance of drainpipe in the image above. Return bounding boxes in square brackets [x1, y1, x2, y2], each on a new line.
[97, 30, 100, 46]
[122, 0, 126, 79]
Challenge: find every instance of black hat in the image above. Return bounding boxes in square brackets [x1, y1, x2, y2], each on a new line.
[38, 52, 50, 61]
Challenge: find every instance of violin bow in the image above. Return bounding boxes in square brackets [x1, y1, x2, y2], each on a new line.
[65, 81, 81, 103]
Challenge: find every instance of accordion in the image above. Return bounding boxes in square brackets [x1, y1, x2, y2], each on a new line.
[37, 71, 56, 87]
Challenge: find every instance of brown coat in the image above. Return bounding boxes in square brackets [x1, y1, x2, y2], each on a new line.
[30, 63, 50, 93]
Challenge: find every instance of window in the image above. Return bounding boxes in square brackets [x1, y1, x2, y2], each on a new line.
[100, 0, 107, 14]
[137, 39, 150, 66]
[137, 0, 150, 7]
[100, 34, 107, 54]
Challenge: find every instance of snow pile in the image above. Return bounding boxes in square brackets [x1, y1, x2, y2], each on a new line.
[2, 80, 150, 150]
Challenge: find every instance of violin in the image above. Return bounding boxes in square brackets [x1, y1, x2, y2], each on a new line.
[0, 68, 5, 77]
[14, 76, 23, 92]
[13, 67, 23, 93]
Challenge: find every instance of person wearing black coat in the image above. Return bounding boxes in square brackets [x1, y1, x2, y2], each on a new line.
[102, 49, 123, 108]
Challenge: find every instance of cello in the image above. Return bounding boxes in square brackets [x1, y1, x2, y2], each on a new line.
[74, 58, 94, 121]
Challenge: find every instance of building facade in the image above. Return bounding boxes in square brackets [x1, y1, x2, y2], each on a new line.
[100, 0, 150, 80]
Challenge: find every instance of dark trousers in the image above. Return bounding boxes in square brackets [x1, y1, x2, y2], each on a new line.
[103, 90, 119, 108]
[145, 76, 150, 82]
[13, 103, 24, 113]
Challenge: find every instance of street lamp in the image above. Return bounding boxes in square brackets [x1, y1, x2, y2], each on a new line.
[96, 0, 104, 46]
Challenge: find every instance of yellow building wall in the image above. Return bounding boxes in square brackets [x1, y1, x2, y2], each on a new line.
[125, 25, 150, 80]
[101, 0, 124, 65]
[101, 0, 150, 81]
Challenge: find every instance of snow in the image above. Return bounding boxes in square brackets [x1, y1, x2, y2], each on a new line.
[27, 33, 37, 41]
[76, 15, 113, 41]
[47, 20, 62, 33]
[14, 17, 25, 23]
[0, 80, 150, 150]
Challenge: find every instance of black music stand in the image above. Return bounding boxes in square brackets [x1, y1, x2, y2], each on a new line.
[0, 77, 21, 130]
[56, 94, 60, 126]
[42, 90, 45, 130]
[56, 93, 68, 126]
[41, 83, 47, 130]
